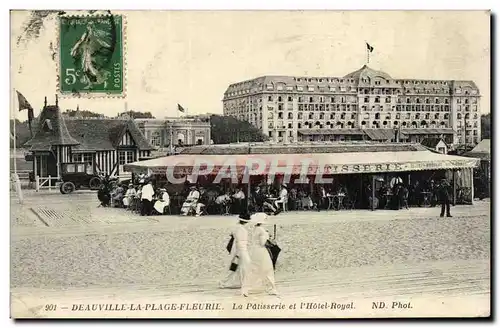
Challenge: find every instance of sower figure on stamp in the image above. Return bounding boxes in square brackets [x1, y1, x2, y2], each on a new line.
[438, 178, 453, 218]
[219, 212, 252, 297]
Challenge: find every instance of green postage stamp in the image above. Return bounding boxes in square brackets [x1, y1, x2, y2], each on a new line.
[59, 15, 124, 96]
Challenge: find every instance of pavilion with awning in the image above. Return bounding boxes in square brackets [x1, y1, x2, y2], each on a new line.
[124, 142, 479, 209]
[463, 139, 490, 198]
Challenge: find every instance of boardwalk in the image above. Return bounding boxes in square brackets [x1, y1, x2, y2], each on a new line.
[10, 192, 491, 318]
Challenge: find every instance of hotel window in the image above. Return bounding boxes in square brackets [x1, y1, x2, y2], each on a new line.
[435, 98, 440, 104]
[406, 98, 410, 104]
[444, 114, 449, 119]
[445, 99, 449, 104]
[341, 97, 346, 103]
[298, 96, 303, 102]
[457, 113, 462, 119]
[268, 96, 273, 101]
[278, 112, 284, 119]
[151, 131, 161, 147]
[375, 113, 380, 119]
[375, 97, 380, 103]
[385, 96, 391, 103]
[288, 96, 292, 101]
[435, 113, 440, 119]
[364, 97, 369, 103]
[351, 113, 356, 119]
[278, 96, 282, 102]
[288, 112, 293, 120]
[308, 113, 314, 120]
[309, 97, 314, 103]
[288, 123, 293, 129]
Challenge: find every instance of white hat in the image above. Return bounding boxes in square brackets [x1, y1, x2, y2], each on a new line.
[251, 212, 268, 225]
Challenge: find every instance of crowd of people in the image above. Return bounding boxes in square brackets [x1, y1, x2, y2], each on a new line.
[95, 172, 456, 218]
[96, 175, 281, 217]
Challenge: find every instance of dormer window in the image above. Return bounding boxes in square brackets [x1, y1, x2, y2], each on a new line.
[42, 119, 53, 131]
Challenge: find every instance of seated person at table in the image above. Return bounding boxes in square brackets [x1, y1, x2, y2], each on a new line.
[299, 190, 314, 210]
[232, 187, 246, 214]
[122, 184, 137, 208]
[215, 191, 232, 213]
[195, 186, 208, 217]
[205, 188, 219, 213]
[274, 184, 288, 211]
[97, 184, 111, 207]
[180, 186, 200, 216]
[153, 188, 170, 214]
[288, 187, 298, 210]
[111, 185, 125, 207]
[254, 186, 277, 213]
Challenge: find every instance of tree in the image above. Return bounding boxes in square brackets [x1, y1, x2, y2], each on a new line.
[118, 111, 155, 119]
[481, 113, 490, 139]
[210, 115, 268, 144]
[10, 119, 33, 148]
[63, 109, 104, 118]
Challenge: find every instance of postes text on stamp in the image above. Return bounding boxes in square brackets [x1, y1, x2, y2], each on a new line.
[59, 15, 124, 96]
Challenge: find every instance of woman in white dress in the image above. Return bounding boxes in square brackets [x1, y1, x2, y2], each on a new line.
[153, 188, 170, 214]
[249, 213, 278, 295]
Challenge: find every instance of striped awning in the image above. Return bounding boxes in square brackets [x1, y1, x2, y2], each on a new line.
[124, 150, 479, 176]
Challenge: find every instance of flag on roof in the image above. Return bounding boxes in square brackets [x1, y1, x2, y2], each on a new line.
[177, 104, 185, 113]
[366, 42, 374, 53]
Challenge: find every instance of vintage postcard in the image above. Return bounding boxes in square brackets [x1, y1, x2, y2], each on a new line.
[10, 10, 490, 319]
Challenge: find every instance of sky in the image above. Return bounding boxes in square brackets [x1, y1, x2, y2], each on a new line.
[10, 10, 490, 119]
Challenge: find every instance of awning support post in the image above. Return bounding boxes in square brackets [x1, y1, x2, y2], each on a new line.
[371, 175, 375, 211]
[452, 169, 457, 206]
[470, 167, 474, 205]
[246, 167, 251, 211]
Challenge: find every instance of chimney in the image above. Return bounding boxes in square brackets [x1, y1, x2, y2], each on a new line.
[44, 97, 47, 107]
[55, 94, 59, 106]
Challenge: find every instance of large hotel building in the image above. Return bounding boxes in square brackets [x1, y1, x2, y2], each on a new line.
[222, 65, 481, 146]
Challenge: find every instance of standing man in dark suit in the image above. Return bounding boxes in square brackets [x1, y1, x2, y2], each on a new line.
[438, 178, 453, 218]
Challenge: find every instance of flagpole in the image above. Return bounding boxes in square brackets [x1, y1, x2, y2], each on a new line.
[12, 88, 23, 204]
[12, 88, 17, 175]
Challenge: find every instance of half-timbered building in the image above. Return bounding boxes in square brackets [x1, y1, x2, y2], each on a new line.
[24, 102, 153, 180]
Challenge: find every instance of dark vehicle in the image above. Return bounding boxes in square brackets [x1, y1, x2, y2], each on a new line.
[59, 162, 104, 194]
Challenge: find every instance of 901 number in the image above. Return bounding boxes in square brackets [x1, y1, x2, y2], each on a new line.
[45, 304, 57, 311]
